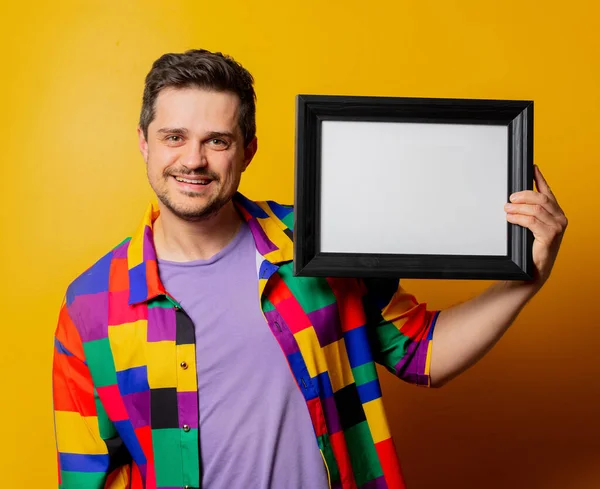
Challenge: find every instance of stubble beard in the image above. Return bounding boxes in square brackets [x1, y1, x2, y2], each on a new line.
[150, 168, 228, 222]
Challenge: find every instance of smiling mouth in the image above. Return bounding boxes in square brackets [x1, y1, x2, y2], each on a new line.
[173, 176, 212, 185]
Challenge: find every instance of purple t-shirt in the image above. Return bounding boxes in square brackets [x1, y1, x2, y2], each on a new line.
[157, 221, 330, 489]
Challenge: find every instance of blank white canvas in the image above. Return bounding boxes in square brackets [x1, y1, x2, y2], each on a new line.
[319, 120, 508, 255]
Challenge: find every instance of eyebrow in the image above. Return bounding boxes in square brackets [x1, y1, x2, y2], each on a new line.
[205, 131, 235, 140]
[157, 127, 189, 135]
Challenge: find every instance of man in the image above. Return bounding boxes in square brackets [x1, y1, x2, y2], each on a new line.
[52, 49, 568, 489]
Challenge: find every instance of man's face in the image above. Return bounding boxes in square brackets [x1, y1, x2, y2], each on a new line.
[138, 87, 257, 221]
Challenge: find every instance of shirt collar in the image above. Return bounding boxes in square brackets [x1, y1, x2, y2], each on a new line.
[126, 192, 294, 305]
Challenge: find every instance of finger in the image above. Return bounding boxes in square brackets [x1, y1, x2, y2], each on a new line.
[533, 165, 560, 208]
[504, 202, 558, 227]
[509, 190, 563, 217]
[533, 165, 555, 199]
[506, 213, 555, 242]
[533, 165, 568, 217]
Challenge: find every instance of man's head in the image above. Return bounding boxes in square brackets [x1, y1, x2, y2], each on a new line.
[138, 49, 258, 221]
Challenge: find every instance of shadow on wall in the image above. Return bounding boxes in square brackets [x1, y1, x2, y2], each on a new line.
[379, 352, 600, 489]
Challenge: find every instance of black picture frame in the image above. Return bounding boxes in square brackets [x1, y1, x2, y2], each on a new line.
[293, 94, 534, 280]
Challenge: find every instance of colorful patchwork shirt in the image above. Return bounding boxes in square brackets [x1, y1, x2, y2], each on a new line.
[52, 192, 440, 489]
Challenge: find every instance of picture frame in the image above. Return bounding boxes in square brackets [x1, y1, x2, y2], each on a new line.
[293, 94, 534, 280]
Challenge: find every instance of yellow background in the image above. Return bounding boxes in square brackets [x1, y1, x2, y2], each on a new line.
[1, 1, 598, 487]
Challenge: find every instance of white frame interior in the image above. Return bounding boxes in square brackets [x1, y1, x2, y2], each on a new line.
[319, 120, 509, 256]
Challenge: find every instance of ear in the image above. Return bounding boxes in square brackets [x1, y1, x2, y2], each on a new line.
[242, 136, 258, 172]
[137, 126, 149, 163]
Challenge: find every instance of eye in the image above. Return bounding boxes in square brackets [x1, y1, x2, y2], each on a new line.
[167, 135, 182, 142]
[210, 138, 226, 146]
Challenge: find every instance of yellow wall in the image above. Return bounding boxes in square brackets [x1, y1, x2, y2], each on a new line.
[1, 1, 598, 487]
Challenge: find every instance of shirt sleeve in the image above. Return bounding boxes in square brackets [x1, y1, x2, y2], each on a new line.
[361, 278, 440, 387]
[52, 296, 131, 488]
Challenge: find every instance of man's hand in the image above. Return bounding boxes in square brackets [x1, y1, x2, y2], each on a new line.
[504, 165, 568, 287]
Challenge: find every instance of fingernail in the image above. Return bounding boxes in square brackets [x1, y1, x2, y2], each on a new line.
[510, 194, 517, 202]
[505, 203, 513, 210]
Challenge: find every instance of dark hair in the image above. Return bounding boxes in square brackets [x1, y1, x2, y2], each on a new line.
[139, 49, 256, 146]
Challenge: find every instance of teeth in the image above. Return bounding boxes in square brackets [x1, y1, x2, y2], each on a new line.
[175, 177, 209, 184]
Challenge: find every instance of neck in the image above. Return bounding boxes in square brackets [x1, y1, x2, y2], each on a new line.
[153, 200, 243, 262]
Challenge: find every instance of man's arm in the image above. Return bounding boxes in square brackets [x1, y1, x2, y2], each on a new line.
[429, 165, 568, 387]
[53, 295, 130, 488]
[430, 280, 537, 387]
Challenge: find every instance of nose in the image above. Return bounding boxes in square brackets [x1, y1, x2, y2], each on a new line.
[182, 141, 208, 169]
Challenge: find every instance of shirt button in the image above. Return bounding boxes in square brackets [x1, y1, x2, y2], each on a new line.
[180, 361, 188, 370]
[183, 424, 190, 432]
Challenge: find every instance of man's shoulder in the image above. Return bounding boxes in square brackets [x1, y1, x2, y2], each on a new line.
[65, 236, 132, 305]
[256, 199, 295, 231]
